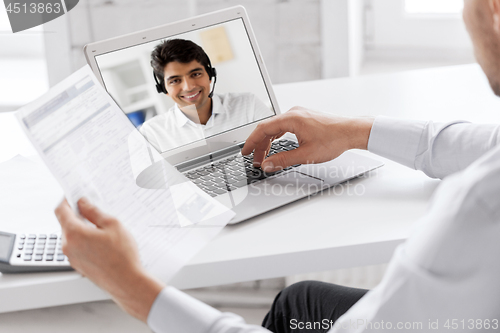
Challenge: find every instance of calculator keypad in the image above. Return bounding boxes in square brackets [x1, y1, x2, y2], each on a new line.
[15, 234, 68, 264]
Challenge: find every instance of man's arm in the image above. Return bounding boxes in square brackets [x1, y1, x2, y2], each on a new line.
[55, 198, 272, 333]
[241, 106, 374, 171]
[368, 116, 500, 179]
[242, 108, 500, 179]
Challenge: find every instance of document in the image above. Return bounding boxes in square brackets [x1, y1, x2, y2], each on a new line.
[15, 66, 235, 280]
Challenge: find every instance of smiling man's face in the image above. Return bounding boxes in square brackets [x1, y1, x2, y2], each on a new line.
[163, 59, 212, 113]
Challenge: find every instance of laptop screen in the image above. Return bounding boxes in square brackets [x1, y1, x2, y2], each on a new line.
[93, 18, 276, 153]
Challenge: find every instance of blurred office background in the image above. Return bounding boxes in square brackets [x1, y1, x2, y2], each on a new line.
[0, 0, 474, 109]
[0, 0, 475, 331]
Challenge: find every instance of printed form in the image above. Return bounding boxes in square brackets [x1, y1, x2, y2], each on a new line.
[15, 66, 235, 281]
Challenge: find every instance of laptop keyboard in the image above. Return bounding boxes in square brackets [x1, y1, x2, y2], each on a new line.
[183, 139, 300, 197]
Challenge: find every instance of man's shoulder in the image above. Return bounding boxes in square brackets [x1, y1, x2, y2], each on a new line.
[466, 145, 500, 193]
[442, 144, 500, 219]
[141, 110, 175, 130]
[217, 92, 255, 106]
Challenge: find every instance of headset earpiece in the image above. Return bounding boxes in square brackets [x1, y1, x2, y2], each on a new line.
[153, 72, 167, 94]
[208, 66, 217, 98]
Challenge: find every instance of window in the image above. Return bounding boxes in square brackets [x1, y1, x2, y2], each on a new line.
[405, 0, 463, 15]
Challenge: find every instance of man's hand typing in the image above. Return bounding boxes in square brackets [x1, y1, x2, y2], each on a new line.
[241, 106, 374, 172]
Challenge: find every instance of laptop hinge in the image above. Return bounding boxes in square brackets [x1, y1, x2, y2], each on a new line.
[175, 142, 247, 172]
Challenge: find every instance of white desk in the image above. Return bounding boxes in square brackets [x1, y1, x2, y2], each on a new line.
[2, 64, 500, 313]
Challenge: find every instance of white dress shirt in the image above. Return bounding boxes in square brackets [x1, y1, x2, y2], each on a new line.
[147, 116, 500, 333]
[140, 92, 274, 153]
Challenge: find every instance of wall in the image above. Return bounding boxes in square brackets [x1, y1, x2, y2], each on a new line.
[44, 0, 323, 87]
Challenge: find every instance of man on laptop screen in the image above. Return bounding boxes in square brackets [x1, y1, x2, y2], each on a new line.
[142, 39, 273, 152]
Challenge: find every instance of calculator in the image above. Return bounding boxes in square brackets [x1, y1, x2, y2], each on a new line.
[0, 231, 73, 273]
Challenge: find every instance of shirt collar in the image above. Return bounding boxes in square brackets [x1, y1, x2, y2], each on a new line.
[211, 94, 228, 115]
[173, 104, 192, 128]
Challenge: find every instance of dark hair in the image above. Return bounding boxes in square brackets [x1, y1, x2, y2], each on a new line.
[150, 39, 212, 84]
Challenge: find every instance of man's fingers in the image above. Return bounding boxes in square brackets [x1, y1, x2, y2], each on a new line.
[78, 198, 115, 229]
[55, 199, 84, 232]
[249, 132, 287, 167]
[252, 140, 271, 167]
[253, 151, 266, 167]
[261, 148, 305, 172]
[241, 116, 293, 155]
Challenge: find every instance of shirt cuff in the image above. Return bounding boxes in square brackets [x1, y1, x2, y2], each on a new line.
[147, 286, 222, 333]
[367, 116, 427, 169]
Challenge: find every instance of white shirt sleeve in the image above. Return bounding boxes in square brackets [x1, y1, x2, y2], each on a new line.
[148, 286, 272, 333]
[367, 116, 500, 178]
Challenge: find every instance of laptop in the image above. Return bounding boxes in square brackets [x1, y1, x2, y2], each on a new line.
[83, 5, 383, 224]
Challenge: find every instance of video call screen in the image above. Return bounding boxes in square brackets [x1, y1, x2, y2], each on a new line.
[93, 18, 276, 153]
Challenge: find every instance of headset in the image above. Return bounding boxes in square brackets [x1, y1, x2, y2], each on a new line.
[153, 56, 217, 98]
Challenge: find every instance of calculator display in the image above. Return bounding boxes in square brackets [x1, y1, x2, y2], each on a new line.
[0, 234, 12, 261]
